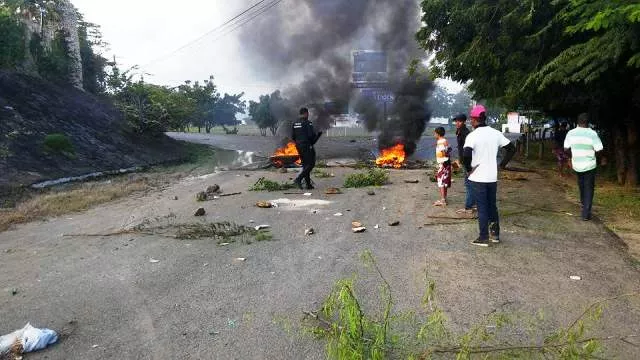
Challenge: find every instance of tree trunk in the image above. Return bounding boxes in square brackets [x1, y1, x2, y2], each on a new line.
[538, 140, 544, 160]
[625, 119, 638, 187]
[613, 125, 627, 185]
[57, 0, 83, 90]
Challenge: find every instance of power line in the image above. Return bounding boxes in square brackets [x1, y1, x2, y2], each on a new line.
[142, 0, 280, 68]
[206, 0, 282, 43]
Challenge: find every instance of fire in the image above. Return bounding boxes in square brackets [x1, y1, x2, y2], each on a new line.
[376, 144, 406, 169]
[271, 142, 302, 167]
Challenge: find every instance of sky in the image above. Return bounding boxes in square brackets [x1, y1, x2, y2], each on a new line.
[72, 0, 462, 102]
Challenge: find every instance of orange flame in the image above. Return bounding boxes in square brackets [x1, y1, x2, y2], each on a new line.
[376, 144, 406, 169]
[272, 142, 302, 167]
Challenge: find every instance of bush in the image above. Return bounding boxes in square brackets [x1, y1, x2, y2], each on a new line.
[344, 169, 389, 188]
[43, 133, 74, 155]
[249, 177, 295, 191]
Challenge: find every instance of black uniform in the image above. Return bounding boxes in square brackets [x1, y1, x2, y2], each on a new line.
[292, 118, 322, 188]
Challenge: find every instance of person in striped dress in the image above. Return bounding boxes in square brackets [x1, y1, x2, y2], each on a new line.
[434, 126, 452, 206]
[564, 113, 606, 221]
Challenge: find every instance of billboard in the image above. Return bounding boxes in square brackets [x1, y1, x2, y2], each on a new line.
[352, 50, 388, 88]
[359, 88, 394, 103]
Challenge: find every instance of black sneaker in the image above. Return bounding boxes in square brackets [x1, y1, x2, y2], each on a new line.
[471, 238, 490, 247]
[489, 223, 499, 243]
[306, 184, 315, 190]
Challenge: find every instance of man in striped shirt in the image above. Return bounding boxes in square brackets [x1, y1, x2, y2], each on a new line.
[564, 113, 605, 221]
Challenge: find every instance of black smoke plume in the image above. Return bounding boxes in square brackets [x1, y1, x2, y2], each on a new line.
[239, 0, 432, 155]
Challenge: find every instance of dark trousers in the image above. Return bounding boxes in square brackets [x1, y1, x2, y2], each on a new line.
[295, 145, 316, 186]
[471, 181, 499, 240]
[577, 169, 596, 220]
[464, 170, 476, 209]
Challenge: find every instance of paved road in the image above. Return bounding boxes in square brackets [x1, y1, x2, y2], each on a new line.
[1, 164, 639, 359]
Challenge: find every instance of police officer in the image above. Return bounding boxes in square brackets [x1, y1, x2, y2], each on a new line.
[292, 107, 322, 190]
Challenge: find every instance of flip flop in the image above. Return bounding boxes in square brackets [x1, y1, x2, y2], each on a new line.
[433, 200, 447, 207]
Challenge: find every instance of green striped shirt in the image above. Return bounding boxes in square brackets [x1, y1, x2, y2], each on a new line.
[564, 127, 603, 172]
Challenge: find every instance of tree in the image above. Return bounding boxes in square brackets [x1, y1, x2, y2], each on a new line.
[0, 6, 25, 69]
[450, 89, 473, 118]
[213, 92, 246, 128]
[249, 90, 291, 136]
[178, 77, 219, 133]
[77, 16, 109, 94]
[428, 85, 453, 118]
[417, 0, 640, 186]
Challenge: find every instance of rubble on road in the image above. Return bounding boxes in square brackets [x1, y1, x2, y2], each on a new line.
[196, 191, 207, 202]
[325, 187, 342, 195]
[194, 208, 206, 216]
[404, 179, 420, 184]
[389, 221, 400, 226]
[305, 228, 315, 236]
[352, 227, 366, 233]
[256, 201, 273, 208]
[352, 221, 362, 228]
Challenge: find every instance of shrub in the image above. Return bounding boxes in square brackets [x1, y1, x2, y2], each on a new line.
[43, 133, 74, 155]
[344, 169, 389, 188]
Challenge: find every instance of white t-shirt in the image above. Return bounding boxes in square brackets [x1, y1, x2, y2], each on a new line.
[464, 126, 512, 183]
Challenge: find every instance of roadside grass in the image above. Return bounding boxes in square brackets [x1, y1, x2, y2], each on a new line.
[0, 177, 151, 232]
[0, 143, 215, 233]
[516, 142, 640, 234]
[344, 168, 389, 188]
[249, 177, 296, 191]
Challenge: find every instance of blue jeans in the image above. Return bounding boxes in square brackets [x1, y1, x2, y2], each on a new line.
[464, 170, 476, 209]
[577, 169, 596, 220]
[471, 181, 499, 240]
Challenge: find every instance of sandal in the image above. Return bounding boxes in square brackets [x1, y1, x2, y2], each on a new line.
[456, 208, 474, 214]
[433, 199, 447, 207]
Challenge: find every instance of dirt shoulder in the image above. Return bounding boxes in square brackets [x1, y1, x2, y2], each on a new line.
[0, 162, 639, 359]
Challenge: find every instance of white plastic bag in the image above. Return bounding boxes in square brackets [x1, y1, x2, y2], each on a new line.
[0, 323, 58, 355]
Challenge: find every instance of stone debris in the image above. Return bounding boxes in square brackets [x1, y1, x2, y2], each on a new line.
[305, 228, 315, 236]
[256, 201, 273, 208]
[194, 208, 206, 216]
[196, 191, 207, 202]
[389, 221, 400, 227]
[352, 227, 366, 233]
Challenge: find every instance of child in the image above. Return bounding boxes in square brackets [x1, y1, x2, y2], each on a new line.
[434, 127, 452, 206]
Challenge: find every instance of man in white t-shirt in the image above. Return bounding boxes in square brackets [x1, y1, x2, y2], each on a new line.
[462, 105, 516, 247]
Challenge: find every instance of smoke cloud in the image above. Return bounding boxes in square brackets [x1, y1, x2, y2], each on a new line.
[239, 0, 432, 156]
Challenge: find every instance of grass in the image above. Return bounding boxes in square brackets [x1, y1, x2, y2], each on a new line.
[344, 169, 389, 188]
[249, 177, 296, 191]
[313, 169, 334, 178]
[0, 177, 151, 232]
[174, 221, 273, 244]
[0, 142, 217, 233]
[305, 251, 626, 360]
[43, 133, 75, 156]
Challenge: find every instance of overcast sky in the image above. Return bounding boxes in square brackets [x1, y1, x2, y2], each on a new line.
[72, 0, 462, 102]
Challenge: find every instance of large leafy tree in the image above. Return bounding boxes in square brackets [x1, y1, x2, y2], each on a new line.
[249, 90, 292, 136]
[428, 85, 454, 118]
[417, 0, 640, 186]
[213, 92, 246, 128]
